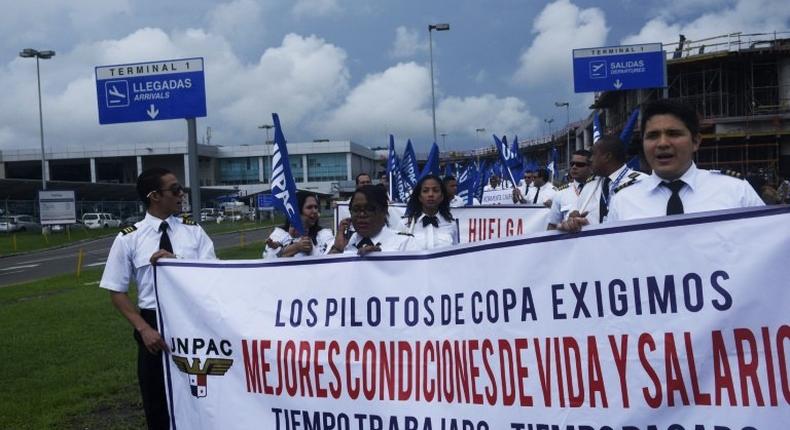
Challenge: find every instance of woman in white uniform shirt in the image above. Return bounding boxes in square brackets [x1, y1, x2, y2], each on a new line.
[263, 194, 333, 258]
[328, 185, 416, 255]
[404, 174, 459, 249]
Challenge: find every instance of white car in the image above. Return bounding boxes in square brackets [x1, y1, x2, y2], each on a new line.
[81, 213, 121, 229]
[0, 215, 41, 232]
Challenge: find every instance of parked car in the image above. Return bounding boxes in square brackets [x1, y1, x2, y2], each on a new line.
[121, 215, 143, 228]
[200, 208, 218, 222]
[0, 215, 41, 232]
[81, 213, 121, 229]
[50, 222, 86, 232]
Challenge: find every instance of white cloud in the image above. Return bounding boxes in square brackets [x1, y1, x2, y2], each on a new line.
[315, 62, 539, 148]
[292, 0, 340, 18]
[207, 0, 265, 54]
[390, 26, 427, 59]
[622, 0, 790, 45]
[513, 0, 608, 87]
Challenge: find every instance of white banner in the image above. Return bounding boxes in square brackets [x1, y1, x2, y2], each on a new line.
[334, 203, 550, 244]
[157, 206, 790, 430]
[481, 188, 514, 205]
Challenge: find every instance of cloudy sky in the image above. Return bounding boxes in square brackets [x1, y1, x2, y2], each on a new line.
[0, 0, 787, 153]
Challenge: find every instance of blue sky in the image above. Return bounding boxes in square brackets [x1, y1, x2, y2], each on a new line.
[0, 0, 787, 153]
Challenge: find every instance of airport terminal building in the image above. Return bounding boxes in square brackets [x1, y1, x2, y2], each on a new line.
[0, 140, 380, 198]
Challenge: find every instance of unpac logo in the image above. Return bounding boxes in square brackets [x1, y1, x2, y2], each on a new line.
[172, 355, 233, 398]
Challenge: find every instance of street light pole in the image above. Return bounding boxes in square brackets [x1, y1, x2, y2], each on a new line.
[440, 133, 447, 150]
[555, 101, 570, 170]
[19, 48, 55, 190]
[475, 127, 485, 147]
[428, 23, 450, 146]
[258, 124, 273, 144]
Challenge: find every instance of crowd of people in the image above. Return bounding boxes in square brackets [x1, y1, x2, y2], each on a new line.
[99, 98, 779, 429]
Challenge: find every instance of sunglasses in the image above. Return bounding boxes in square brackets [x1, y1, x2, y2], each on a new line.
[147, 184, 186, 198]
[570, 162, 589, 167]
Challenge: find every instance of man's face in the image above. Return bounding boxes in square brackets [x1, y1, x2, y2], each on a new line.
[356, 174, 372, 187]
[153, 173, 185, 215]
[523, 172, 535, 186]
[590, 144, 609, 176]
[532, 172, 545, 187]
[445, 179, 457, 199]
[643, 114, 700, 181]
[489, 175, 500, 188]
[379, 175, 389, 187]
[569, 155, 592, 182]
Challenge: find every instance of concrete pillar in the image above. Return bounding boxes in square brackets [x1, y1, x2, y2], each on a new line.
[301, 154, 308, 184]
[44, 160, 50, 181]
[576, 133, 583, 151]
[258, 156, 265, 183]
[183, 154, 190, 187]
[346, 153, 352, 181]
[90, 158, 97, 183]
[0, 161, 5, 179]
[136, 156, 143, 176]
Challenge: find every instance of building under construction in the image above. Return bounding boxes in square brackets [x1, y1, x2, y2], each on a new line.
[450, 31, 790, 183]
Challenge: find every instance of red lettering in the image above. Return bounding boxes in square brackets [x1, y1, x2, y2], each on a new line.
[482, 339, 498, 405]
[398, 341, 413, 401]
[587, 336, 608, 407]
[468, 340, 484, 405]
[328, 341, 342, 399]
[313, 340, 327, 398]
[362, 341, 376, 400]
[734, 328, 763, 406]
[498, 339, 516, 406]
[563, 337, 584, 407]
[241, 339, 262, 393]
[638, 333, 662, 408]
[761, 327, 778, 406]
[776, 325, 790, 405]
[284, 340, 297, 396]
[346, 341, 360, 399]
[712, 330, 736, 405]
[608, 335, 630, 408]
[663, 333, 690, 406]
[379, 341, 396, 401]
[515, 338, 533, 406]
[454, 340, 470, 403]
[534, 337, 553, 407]
[298, 341, 313, 396]
[554, 337, 566, 407]
[423, 340, 436, 402]
[683, 332, 710, 405]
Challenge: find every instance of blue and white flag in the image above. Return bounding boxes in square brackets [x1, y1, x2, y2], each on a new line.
[400, 140, 419, 195]
[593, 110, 602, 144]
[493, 134, 521, 186]
[443, 162, 454, 179]
[547, 146, 559, 182]
[386, 135, 399, 201]
[456, 162, 478, 206]
[619, 107, 640, 151]
[419, 142, 441, 179]
[270, 113, 304, 235]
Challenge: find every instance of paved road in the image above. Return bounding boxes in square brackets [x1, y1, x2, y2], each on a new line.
[0, 227, 274, 288]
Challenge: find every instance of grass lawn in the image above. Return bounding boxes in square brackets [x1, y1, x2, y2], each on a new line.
[0, 244, 264, 429]
[0, 228, 118, 256]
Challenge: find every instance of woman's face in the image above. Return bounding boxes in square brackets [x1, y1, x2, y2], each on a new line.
[418, 178, 443, 213]
[350, 192, 386, 238]
[301, 196, 320, 227]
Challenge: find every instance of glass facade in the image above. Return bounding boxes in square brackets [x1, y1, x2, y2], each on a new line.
[217, 157, 259, 185]
[290, 156, 304, 182]
[307, 153, 347, 182]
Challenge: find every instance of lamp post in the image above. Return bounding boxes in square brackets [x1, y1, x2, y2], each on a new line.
[258, 124, 273, 144]
[544, 118, 554, 140]
[428, 23, 450, 146]
[555, 101, 570, 169]
[440, 133, 447, 150]
[475, 128, 485, 147]
[19, 48, 55, 190]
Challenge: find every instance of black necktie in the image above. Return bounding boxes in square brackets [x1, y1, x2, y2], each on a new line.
[661, 180, 686, 215]
[599, 177, 612, 223]
[355, 237, 374, 248]
[422, 216, 439, 228]
[532, 187, 540, 204]
[577, 181, 585, 192]
[159, 222, 173, 253]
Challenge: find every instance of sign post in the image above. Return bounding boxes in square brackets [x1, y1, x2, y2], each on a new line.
[573, 43, 666, 93]
[95, 57, 207, 222]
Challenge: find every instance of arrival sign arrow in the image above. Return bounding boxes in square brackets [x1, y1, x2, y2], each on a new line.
[572, 43, 666, 93]
[94, 57, 206, 124]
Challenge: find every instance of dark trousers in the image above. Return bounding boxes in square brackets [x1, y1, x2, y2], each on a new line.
[135, 309, 170, 430]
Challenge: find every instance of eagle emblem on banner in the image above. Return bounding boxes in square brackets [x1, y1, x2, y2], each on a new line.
[172, 355, 234, 398]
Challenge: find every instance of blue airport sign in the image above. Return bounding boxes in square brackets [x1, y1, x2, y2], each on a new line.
[95, 57, 206, 124]
[572, 43, 666, 93]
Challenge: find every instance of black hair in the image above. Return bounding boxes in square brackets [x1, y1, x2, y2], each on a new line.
[350, 185, 389, 223]
[442, 175, 457, 185]
[281, 193, 323, 244]
[641, 99, 700, 137]
[136, 167, 173, 208]
[405, 174, 453, 222]
[355, 172, 372, 186]
[572, 149, 592, 159]
[536, 168, 550, 182]
[595, 135, 627, 163]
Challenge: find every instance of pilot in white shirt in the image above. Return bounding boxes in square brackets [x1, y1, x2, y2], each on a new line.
[547, 150, 593, 228]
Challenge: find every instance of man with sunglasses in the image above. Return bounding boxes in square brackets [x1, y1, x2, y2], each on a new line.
[547, 149, 593, 229]
[100, 167, 216, 429]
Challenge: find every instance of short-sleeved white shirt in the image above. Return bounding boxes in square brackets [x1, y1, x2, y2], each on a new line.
[99, 212, 216, 309]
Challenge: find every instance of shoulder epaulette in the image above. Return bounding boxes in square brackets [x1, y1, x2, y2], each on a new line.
[627, 171, 642, 179]
[613, 179, 639, 194]
[585, 176, 596, 184]
[121, 226, 137, 235]
[556, 183, 570, 191]
[713, 169, 744, 180]
[398, 232, 414, 237]
[181, 216, 197, 226]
